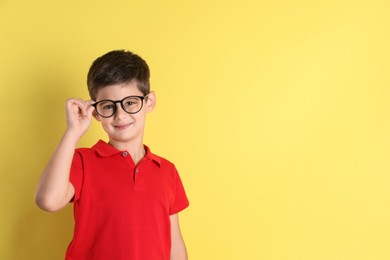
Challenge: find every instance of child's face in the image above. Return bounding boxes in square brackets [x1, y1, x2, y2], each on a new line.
[93, 82, 155, 146]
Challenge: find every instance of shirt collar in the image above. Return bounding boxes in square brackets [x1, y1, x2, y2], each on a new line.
[92, 139, 161, 167]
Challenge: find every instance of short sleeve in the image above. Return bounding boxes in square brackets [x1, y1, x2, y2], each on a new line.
[169, 167, 189, 215]
[69, 151, 83, 202]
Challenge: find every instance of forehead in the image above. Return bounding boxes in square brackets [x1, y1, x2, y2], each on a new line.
[95, 82, 142, 101]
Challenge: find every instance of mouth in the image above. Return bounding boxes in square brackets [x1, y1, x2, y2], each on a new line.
[113, 123, 132, 130]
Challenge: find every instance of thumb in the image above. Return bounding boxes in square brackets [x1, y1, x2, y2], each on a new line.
[86, 100, 95, 115]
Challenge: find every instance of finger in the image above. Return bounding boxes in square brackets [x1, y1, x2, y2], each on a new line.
[66, 98, 81, 113]
[67, 98, 92, 117]
[85, 100, 95, 106]
[86, 104, 95, 116]
[75, 98, 90, 116]
[83, 100, 95, 116]
[66, 98, 78, 107]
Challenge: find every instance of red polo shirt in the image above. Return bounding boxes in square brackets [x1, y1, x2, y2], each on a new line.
[66, 140, 189, 260]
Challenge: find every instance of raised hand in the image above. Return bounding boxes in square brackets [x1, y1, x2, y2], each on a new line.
[65, 98, 95, 138]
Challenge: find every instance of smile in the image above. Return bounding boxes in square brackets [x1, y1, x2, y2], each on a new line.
[113, 123, 132, 130]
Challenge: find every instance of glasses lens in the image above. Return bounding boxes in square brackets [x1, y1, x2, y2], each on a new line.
[96, 100, 116, 117]
[122, 96, 143, 114]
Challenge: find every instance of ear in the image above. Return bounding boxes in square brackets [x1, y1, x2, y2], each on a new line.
[145, 91, 156, 112]
[92, 110, 101, 121]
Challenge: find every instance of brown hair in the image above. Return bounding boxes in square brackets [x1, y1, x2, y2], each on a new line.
[87, 50, 150, 100]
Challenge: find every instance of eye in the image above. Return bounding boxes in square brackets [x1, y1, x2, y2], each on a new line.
[97, 101, 115, 110]
[123, 98, 140, 107]
[124, 100, 135, 107]
[102, 104, 114, 110]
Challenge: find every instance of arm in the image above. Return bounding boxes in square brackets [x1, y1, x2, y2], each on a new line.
[35, 98, 94, 212]
[170, 214, 188, 260]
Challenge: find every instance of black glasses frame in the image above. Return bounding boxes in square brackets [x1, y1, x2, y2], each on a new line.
[92, 95, 148, 118]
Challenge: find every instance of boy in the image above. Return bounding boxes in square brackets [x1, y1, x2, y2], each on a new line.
[35, 50, 189, 260]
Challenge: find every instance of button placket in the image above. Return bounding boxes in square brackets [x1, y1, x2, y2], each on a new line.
[133, 168, 139, 183]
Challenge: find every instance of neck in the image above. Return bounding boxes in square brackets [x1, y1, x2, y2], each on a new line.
[108, 139, 145, 165]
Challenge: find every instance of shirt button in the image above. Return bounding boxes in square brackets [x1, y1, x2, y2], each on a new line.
[122, 152, 128, 156]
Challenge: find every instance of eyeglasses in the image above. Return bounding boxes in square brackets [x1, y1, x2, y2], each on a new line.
[92, 95, 148, 118]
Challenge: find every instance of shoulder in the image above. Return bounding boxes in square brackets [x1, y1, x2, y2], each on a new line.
[75, 140, 115, 157]
[74, 146, 96, 157]
[73, 141, 111, 166]
[145, 146, 178, 171]
[154, 154, 176, 169]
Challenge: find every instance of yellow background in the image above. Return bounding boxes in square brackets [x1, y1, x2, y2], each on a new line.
[1, 0, 390, 259]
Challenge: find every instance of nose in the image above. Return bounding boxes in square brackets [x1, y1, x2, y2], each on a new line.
[113, 102, 128, 118]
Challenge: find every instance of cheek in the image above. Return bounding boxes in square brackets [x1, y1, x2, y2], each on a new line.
[133, 115, 146, 126]
[100, 119, 112, 129]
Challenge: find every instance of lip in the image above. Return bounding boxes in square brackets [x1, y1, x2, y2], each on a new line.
[113, 123, 132, 130]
